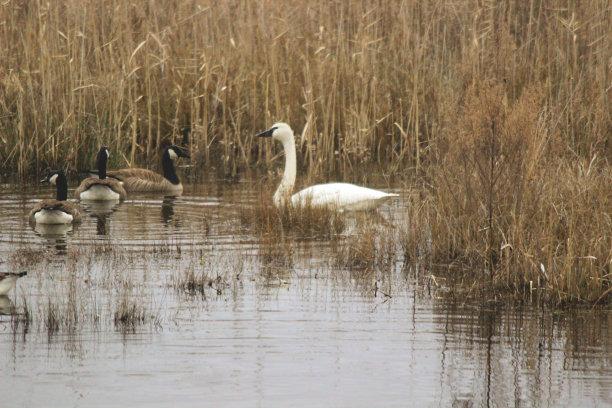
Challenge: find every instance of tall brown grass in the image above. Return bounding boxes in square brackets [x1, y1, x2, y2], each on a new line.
[407, 81, 612, 305]
[2, 1, 608, 178]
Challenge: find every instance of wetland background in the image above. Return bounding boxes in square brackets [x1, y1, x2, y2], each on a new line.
[1, 0, 612, 406]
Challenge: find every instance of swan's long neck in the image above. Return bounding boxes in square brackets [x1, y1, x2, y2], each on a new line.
[274, 136, 296, 207]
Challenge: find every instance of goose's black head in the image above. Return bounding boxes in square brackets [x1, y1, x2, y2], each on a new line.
[166, 146, 190, 161]
[162, 146, 189, 185]
[95, 147, 110, 179]
[96, 146, 110, 164]
[41, 170, 68, 201]
[41, 170, 66, 185]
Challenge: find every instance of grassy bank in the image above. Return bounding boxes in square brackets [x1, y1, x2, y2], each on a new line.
[1, 0, 610, 304]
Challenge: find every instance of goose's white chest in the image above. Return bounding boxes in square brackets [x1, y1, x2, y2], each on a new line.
[34, 209, 74, 224]
[80, 185, 120, 201]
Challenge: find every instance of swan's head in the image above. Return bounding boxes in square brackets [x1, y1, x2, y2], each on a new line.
[256, 122, 294, 144]
[166, 145, 190, 161]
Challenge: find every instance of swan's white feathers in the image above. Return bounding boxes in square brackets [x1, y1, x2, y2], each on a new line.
[291, 183, 398, 212]
[259, 122, 399, 212]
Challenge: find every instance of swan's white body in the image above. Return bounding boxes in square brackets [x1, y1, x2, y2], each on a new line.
[257, 123, 398, 211]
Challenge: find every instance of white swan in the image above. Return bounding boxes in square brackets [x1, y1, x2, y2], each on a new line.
[256, 122, 398, 211]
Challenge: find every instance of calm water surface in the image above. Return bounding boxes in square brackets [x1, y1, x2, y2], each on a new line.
[0, 177, 611, 407]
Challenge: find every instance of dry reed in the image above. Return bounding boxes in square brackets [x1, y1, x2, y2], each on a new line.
[403, 82, 612, 305]
[1, 0, 610, 305]
[2, 1, 608, 178]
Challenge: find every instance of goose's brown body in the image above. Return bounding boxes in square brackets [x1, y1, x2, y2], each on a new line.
[85, 146, 189, 193]
[107, 168, 183, 193]
[29, 170, 82, 224]
[29, 199, 82, 224]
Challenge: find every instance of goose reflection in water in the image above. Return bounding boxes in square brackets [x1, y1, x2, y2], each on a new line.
[79, 199, 120, 236]
[33, 223, 72, 253]
[161, 196, 178, 226]
[93, 213, 109, 236]
[80, 199, 121, 215]
[0, 295, 16, 315]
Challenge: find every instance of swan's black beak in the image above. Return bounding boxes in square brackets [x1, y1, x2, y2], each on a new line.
[256, 127, 276, 138]
[40, 175, 51, 183]
[180, 150, 191, 159]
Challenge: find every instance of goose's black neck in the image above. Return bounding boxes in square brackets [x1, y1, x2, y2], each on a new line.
[96, 150, 108, 180]
[162, 151, 180, 185]
[56, 172, 68, 201]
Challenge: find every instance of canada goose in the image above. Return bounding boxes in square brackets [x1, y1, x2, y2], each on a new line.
[75, 147, 127, 201]
[85, 146, 190, 193]
[29, 170, 82, 224]
[0, 271, 27, 296]
[256, 123, 399, 211]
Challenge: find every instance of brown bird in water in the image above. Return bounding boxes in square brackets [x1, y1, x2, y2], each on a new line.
[29, 170, 82, 225]
[83, 146, 190, 194]
[75, 147, 127, 201]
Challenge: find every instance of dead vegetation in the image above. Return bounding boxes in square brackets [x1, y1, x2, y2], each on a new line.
[1, 0, 610, 305]
[401, 82, 612, 305]
[239, 188, 345, 239]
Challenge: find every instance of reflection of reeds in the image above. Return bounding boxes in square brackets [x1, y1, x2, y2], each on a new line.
[10, 295, 31, 333]
[44, 299, 61, 333]
[114, 295, 147, 332]
[173, 256, 243, 299]
[174, 266, 210, 298]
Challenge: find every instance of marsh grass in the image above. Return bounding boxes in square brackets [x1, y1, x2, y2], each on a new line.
[402, 82, 612, 305]
[240, 190, 346, 269]
[240, 189, 345, 238]
[335, 225, 397, 272]
[10, 295, 32, 333]
[175, 266, 210, 298]
[2, 0, 611, 305]
[113, 293, 148, 331]
[4, 0, 607, 179]
[5, 241, 179, 335]
[173, 255, 244, 299]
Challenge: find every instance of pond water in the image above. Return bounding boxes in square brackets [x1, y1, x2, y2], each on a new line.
[1, 177, 611, 407]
